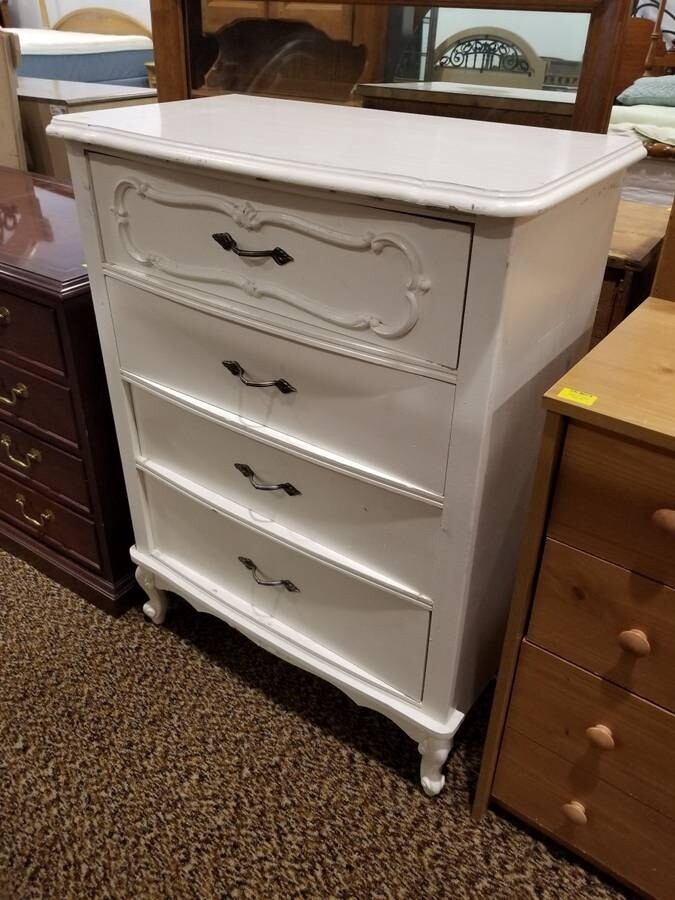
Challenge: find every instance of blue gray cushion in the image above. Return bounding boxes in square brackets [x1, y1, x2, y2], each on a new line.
[618, 74, 675, 106]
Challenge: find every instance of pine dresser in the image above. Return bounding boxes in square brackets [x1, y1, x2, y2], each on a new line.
[474, 290, 675, 894]
[0, 167, 135, 613]
[48, 95, 644, 794]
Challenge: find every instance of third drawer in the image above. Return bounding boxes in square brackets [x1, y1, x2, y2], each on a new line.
[130, 384, 441, 597]
[506, 641, 675, 820]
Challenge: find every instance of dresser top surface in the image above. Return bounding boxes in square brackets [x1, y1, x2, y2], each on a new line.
[18, 76, 156, 105]
[47, 93, 645, 218]
[545, 297, 675, 451]
[0, 167, 87, 290]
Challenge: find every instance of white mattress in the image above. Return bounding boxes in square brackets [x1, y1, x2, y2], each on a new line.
[610, 104, 675, 146]
[5, 27, 152, 55]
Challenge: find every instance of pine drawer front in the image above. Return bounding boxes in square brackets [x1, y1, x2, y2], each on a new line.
[0, 291, 64, 377]
[0, 421, 90, 512]
[530, 540, 675, 712]
[493, 728, 675, 900]
[507, 642, 675, 819]
[0, 470, 100, 570]
[143, 473, 431, 700]
[110, 280, 454, 497]
[131, 385, 441, 596]
[0, 359, 78, 449]
[549, 422, 675, 588]
[92, 154, 472, 370]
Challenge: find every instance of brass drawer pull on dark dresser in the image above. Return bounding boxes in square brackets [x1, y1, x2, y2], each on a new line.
[222, 360, 296, 394]
[238, 555, 300, 592]
[0, 382, 28, 407]
[234, 463, 301, 496]
[0, 306, 10, 326]
[15, 493, 54, 530]
[1, 434, 41, 471]
[212, 232, 293, 266]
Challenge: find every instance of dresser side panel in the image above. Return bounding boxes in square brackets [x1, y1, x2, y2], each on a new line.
[423, 175, 623, 720]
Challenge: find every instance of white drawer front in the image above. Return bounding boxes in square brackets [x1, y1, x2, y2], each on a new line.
[131, 385, 441, 596]
[144, 473, 430, 700]
[109, 279, 454, 497]
[93, 153, 471, 369]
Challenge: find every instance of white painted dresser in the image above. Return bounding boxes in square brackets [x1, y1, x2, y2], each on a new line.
[49, 96, 644, 795]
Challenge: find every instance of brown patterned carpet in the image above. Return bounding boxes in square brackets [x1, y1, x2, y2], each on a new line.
[0, 550, 632, 899]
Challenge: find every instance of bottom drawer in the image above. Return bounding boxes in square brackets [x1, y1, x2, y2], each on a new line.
[0, 470, 100, 570]
[493, 728, 675, 899]
[143, 472, 431, 700]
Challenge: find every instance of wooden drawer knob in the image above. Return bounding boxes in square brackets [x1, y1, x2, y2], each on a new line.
[652, 508, 675, 538]
[618, 628, 651, 657]
[586, 724, 615, 750]
[562, 800, 587, 826]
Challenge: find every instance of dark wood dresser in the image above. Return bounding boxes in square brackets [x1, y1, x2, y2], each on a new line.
[0, 168, 136, 613]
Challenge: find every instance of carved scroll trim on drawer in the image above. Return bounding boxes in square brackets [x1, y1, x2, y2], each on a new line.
[111, 178, 431, 339]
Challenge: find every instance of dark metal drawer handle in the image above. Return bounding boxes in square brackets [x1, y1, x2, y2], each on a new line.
[0, 306, 10, 326]
[212, 232, 293, 266]
[238, 556, 300, 592]
[16, 493, 54, 530]
[1, 434, 41, 471]
[222, 360, 296, 394]
[0, 382, 28, 407]
[234, 463, 301, 496]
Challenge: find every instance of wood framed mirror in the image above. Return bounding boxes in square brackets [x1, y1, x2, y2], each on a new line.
[150, 0, 632, 132]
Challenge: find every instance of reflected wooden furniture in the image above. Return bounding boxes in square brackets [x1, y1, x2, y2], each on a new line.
[592, 199, 671, 345]
[473, 279, 675, 889]
[0, 168, 136, 613]
[197, 0, 386, 100]
[0, 30, 26, 170]
[18, 77, 156, 182]
[0, 2, 10, 27]
[150, 0, 631, 134]
[357, 81, 575, 128]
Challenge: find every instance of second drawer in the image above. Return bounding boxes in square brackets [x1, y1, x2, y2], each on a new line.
[109, 278, 454, 497]
[130, 384, 441, 597]
[529, 540, 675, 711]
[142, 471, 431, 700]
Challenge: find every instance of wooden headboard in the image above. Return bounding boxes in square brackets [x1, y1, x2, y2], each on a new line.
[53, 7, 152, 39]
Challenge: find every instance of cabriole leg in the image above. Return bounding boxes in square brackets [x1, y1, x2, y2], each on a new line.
[418, 736, 453, 796]
[136, 565, 169, 625]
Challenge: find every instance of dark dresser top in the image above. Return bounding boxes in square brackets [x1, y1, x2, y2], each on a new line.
[0, 167, 87, 296]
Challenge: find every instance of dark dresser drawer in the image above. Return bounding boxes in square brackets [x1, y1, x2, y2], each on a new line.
[0, 290, 64, 376]
[0, 358, 78, 448]
[0, 470, 100, 570]
[0, 421, 90, 512]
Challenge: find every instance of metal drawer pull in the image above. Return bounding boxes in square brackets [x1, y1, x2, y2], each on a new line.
[222, 360, 296, 394]
[0, 382, 28, 407]
[234, 463, 301, 496]
[238, 556, 300, 592]
[1, 434, 41, 471]
[15, 493, 54, 530]
[212, 232, 293, 266]
[0, 306, 10, 326]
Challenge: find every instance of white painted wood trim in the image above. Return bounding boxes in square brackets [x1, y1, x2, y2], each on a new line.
[48, 94, 646, 216]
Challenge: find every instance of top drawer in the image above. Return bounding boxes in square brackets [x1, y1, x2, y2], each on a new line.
[0, 291, 64, 377]
[90, 154, 472, 370]
[549, 423, 675, 589]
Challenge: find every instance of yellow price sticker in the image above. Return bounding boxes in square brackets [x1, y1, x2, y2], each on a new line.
[557, 387, 598, 407]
